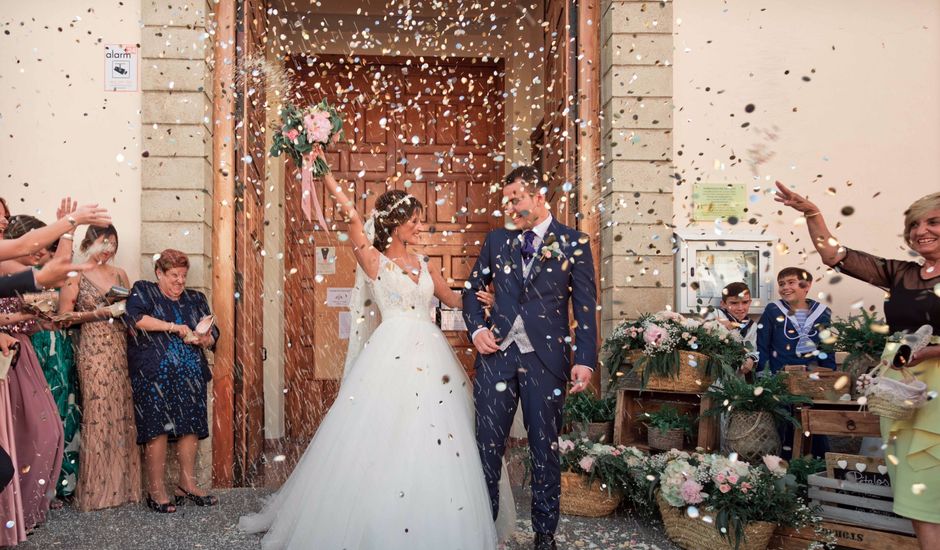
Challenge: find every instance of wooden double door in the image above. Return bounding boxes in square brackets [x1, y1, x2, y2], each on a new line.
[283, 56, 506, 448]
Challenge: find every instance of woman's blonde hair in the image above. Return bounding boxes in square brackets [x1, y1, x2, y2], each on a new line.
[903, 192, 940, 247]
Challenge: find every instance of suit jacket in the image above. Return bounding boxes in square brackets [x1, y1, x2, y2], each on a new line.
[0, 270, 39, 298]
[462, 218, 598, 381]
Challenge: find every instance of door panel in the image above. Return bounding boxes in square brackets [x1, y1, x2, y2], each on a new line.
[232, 0, 266, 486]
[283, 56, 504, 448]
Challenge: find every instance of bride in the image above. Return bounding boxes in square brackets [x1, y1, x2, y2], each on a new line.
[239, 148, 515, 549]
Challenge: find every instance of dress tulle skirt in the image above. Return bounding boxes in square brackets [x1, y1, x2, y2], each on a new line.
[239, 316, 505, 549]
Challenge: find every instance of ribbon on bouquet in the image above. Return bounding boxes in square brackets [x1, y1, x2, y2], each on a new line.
[301, 151, 330, 230]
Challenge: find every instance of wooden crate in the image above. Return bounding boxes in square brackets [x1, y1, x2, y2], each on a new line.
[807, 473, 914, 535]
[793, 404, 881, 457]
[784, 365, 852, 400]
[612, 388, 718, 452]
[772, 521, 919, 550]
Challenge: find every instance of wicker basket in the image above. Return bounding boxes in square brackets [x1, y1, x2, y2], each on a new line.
[656, 493, 776, 550]
[647, 427, 685, 451]
[622, 350, 713, 393]
[559, 471, 621, 517]
[725, 411, 780, 463]
[866, 393, 917, 421]
[586, 421, 614, 443]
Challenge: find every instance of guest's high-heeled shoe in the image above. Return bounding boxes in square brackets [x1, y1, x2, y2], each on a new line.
[174, 485, 219, 507]
[146, 494, 177, 513]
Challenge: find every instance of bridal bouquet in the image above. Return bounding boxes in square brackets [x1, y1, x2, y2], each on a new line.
[270, 100, 344, 225]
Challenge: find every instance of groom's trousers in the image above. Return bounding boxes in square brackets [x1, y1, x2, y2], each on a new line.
[474, 343, 566, 534]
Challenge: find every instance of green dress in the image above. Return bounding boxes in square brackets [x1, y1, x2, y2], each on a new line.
[838, 248, 940, 523]
[30, 329, 80, 499]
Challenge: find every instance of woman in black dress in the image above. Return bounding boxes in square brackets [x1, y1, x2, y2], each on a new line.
[776, 183, 940, 548]
[126, 248, 220, 513]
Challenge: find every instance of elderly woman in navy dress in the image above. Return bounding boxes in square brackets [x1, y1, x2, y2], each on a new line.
[125, 248, 220, 513]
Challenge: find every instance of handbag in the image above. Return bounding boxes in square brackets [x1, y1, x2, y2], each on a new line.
[862, 325, 933, 420]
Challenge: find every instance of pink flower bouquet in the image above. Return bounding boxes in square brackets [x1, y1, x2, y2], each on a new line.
[270, 100, 344, 224]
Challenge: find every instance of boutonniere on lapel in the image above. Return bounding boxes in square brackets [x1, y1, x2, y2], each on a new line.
[540, 234, 566, 261]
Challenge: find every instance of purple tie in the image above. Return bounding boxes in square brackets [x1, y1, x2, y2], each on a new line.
[521, 230, 537, 262]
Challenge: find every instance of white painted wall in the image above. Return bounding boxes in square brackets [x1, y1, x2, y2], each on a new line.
[0, 1, 142, 278]
[673, 0, 940, 318]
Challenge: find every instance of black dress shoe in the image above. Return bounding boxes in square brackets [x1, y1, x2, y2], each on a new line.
[534, 532, 557, 550]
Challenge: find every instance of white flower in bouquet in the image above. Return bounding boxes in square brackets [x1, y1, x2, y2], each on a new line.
[557, 438, 576, 454]
[762, 455, 789, 477]
[681, 317, 702, 330]
[660, 459, 706, 506]
[589, 443, 616, 456]
[708, 455, 752, 485]
[653, 310, 684, 322]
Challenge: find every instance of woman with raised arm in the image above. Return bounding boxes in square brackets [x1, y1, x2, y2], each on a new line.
[240, 147, 510, 550]
[776, 182, 940, 549]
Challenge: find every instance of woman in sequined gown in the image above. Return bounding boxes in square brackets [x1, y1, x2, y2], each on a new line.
[57, 225, 141, 511]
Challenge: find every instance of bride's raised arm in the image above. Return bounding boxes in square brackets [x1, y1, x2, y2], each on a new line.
[314, 146, 381, 279]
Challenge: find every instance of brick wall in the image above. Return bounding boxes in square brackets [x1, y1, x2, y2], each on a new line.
[600, 0, 675, 338]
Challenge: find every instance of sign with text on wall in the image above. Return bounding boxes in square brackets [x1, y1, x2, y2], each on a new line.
[692, 183, 747, 221]
[104, 44, 139, 92]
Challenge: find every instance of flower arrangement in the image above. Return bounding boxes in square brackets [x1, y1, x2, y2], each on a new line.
[603, 310, 748, 387]
[269, 100, 344, 224]
[270, 100, 344, 173]
[557, 435, 643, 494]
[650, 451, 818, 549]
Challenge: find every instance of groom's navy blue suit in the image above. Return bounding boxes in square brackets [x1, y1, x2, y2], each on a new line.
[463, 216, 597, 534]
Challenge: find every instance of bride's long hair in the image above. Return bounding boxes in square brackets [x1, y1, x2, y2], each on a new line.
[372, 190, 423, 252]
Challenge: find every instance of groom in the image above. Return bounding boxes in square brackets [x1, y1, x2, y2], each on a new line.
[463, 166, 597, 550]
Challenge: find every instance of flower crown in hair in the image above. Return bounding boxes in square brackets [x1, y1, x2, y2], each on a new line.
[373, 194, 416, 218]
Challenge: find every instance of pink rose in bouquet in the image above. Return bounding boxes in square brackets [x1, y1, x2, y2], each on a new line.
[558, 439, 576, 454]
[643, 323, 667, 346]
[719, 483, 732, 494]
[304, 110, 332, 144]
[285, 128, 300, 141]
[578, 456, 595, 473]
[680, 479, 706, 504]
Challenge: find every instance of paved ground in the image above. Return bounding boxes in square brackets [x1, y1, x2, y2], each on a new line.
[21, 487, 678, 549]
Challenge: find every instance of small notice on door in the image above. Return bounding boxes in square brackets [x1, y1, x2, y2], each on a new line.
[326, 288, 352, 308]
[104, 44, 138, 92]
[440, 308, 467, 332]
[338, 311, 351, 340]
[316, 247, 336, 275]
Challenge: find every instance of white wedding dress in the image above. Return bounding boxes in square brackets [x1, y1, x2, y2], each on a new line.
[239, 254, 513, 549]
